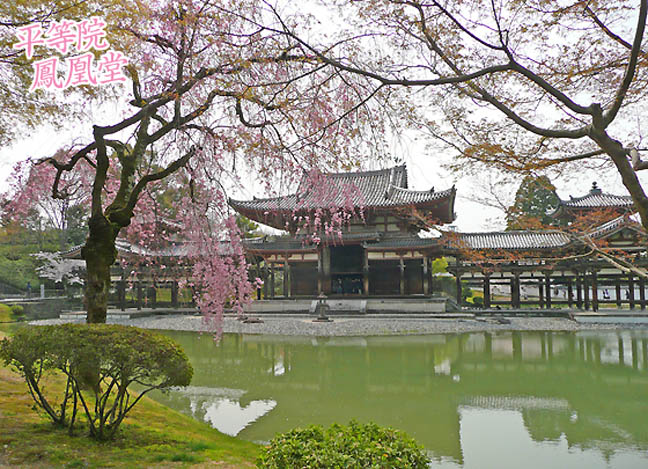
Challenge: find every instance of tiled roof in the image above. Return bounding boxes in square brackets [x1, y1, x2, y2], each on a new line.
[584, 214, 646, 240]
[453, 231, 571, 250]
[557, 182, 634, 210]
[229, 164, 455, 213]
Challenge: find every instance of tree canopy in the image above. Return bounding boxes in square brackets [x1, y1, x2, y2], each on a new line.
[272, 0, 648, 229]
[506, 175, 559, 230]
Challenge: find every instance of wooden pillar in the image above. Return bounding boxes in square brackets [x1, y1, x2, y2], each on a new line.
[616, 278, 622, 308]
[640, 277, 646, 310]
[118, 280, 126, 311]
[511, 274, 520, 309]
[270, 264, 275, 299]
[483, 273, 491, 309]
[256, 260, 262, 300]
[363, 250, 369, 295]
[629, 275, 635, 310]
[399, 257, 405, 296]
[171, 281, 179, 307]
[283, 260, 290, 298]
[422, 257, 429, 295]
[575, 273, 583, 309]
[263, 262, 269, 299]
[591, 269, 599, 312]
[583, 273, 590, 310]
[544, 273, 552, 309]
[150, 284, 157, 309]
[567, 278, 573, 308]
[455, 269, 462, 306]
[538, 279, 544, 309]
[137, 281, 143, 310]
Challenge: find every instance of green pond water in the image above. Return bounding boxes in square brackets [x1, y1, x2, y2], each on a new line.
[150, 330, 648, 468]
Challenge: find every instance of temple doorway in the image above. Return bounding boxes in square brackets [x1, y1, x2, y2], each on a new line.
[330, 245, 364, 295]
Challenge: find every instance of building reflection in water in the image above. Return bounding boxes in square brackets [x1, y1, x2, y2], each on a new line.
[151, 330, 648, 468]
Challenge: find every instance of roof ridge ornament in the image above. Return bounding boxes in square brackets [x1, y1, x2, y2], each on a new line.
[590, 181, 602, 195]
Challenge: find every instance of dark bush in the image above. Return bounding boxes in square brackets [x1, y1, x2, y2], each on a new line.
[256, 420, 428, 468]
[0, 324, 192, 440]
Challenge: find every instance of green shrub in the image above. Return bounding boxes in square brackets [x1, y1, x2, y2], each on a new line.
[472, 296, 484, 307]
[0, 324, 192, 440]
[10, 304, 24, 317]
[256, 420, 428, 468]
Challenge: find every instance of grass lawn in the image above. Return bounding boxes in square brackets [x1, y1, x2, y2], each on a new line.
[0, 322, 260, 468]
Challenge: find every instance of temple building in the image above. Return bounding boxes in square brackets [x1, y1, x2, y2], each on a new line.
[230, 165, 647, 312]
[59, 164, 647, 314]
[229, 165, 456, 297]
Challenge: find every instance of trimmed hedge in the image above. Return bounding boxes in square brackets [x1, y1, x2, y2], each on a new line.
[0, 324, 192, 440]
[257, 420, 429, 468]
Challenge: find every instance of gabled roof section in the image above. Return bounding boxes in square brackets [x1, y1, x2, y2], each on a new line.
[229, 164, 456, 229]
[448, 215, 646, 252]
[550, 182, 634, 217]
[586, 214, 646, 240]
[453, 231, 571, 250]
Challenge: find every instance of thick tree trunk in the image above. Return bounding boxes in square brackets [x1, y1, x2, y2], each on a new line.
[81, 215, 118, 324]
[591, 130, 648, 231]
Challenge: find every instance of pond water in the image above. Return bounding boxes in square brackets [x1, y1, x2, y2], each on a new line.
[150, 330, 648, 468]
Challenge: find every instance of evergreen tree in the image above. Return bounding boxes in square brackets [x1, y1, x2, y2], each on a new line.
[507, 176, 559, 230]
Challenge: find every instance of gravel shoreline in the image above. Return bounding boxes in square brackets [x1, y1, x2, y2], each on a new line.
[31, 314, 648, 336]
